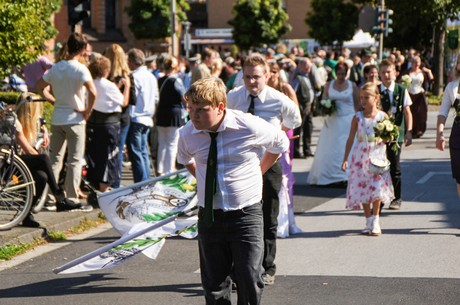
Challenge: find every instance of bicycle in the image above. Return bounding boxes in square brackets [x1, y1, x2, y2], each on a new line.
[0, 101, 36, 230]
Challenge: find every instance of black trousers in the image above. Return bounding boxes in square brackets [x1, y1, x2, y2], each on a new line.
[262, 161, 282, 276]
[20, 154, 61, 204]
[294, 103, 313, 156]
[386, 142, 402, 201]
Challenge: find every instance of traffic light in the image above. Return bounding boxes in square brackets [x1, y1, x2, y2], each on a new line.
[384, 9, 394, 37]
[371, 7, 393, 37]
[68, 0, 91, 31]
[371, 7, 385, 35]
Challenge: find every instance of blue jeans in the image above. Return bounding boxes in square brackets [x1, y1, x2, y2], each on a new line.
[127, 122, 151, 183]
[198, 202, 264, 305]
[113, 123, 130, 188]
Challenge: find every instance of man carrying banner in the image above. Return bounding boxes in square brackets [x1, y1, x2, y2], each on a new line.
[178, 77, 289, 305]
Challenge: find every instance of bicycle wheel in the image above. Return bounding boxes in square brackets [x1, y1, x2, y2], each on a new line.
[0, 153, 35, 230]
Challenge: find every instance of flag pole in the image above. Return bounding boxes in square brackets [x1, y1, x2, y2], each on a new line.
[52, 198, 198, 274]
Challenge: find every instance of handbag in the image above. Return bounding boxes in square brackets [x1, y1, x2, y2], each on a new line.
[364, 114, 390, 175]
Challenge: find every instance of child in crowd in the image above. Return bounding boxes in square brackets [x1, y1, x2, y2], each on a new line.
[341, 83, 394, 236]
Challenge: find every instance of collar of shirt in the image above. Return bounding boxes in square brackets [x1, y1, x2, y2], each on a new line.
[380, 81, 395, 93]
[244, 86, 268, 103]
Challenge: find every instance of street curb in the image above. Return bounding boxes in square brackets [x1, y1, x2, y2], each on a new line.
[0, 210, 102, 248]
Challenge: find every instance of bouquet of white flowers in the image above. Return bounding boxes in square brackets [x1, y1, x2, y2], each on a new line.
[401, 74, 412, 88]
[318, 98, 337, 116]
[374, 118, 399, 152]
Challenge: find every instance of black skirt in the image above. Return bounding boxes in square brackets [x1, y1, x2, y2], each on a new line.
[450, 120, 460, 184]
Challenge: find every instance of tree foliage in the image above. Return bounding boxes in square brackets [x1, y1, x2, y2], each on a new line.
[229, 0, 291, 51]
[0, 0, 60, 78]
[305, 0, 359, 46]
[125, 0, 190, 40]
[384, 0, 460, 49]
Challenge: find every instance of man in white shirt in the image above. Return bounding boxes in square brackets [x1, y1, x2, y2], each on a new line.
[126, 48, 159, 182]
[227, 54, 301, 286]
[35, 32, 96, 203]
[178, 78, 289, 305]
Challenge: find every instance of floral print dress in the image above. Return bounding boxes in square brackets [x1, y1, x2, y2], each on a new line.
[346, 111, 394, 209]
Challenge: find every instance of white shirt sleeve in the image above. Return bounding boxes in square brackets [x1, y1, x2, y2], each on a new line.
[439, 81, 457, 118]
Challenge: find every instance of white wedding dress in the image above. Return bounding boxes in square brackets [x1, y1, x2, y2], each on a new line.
[307, 80, 356, 185]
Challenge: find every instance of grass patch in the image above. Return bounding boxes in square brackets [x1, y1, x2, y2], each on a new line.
[427, 93, 442, 105]
[0, 238, 46, 261]
[0, 213, 108, 261]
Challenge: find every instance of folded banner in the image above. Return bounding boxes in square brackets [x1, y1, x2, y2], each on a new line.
[99, 169, 198, 235]
[53, 170, 199, 274]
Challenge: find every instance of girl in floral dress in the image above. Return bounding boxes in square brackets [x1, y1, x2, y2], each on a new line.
[342, 83, 394, 236]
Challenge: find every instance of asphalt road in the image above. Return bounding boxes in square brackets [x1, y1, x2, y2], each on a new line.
[1, 111, 459, 305]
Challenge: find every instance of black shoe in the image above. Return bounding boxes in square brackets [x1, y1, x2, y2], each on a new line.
[56, 198, 82, 212]
[389, 199, 402, 210]
[304, 152, 315, 158]
[294, 152, 306, 159]
[22, 214, 40, 228]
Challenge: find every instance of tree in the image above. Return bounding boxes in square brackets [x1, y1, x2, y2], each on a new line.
[305, 0, 360, 46]
[229, 0, 291, 52]
[382, 0, 460, 95]
[0, 0, 60, 78]
[125, 0, 190, 40]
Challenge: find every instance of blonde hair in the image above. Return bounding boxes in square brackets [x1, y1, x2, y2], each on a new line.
[163, 55, 178, 73]
[15, 93, 43, 145]
[185, 77, 227, 108]
[243, 53, 269, 73]
[211, 58, 223, 77]
[103, 44, 130, 81]
[88, 56, 111, 79]
[360, 82, 381, 109]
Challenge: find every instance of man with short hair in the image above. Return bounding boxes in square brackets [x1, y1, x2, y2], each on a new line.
[126, 48, 159, 182]
[379, 59, 413, 210]
[191, 47, 217, 84]
[35, 32, 96, 204]
[227, 54, 301, 286]
[290, 57, 319, 158]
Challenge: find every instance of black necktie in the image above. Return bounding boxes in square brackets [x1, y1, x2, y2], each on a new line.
[248, 95, 257, 115]
[204, 132, 218, 226]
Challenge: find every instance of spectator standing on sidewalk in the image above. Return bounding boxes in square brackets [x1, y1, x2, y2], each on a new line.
[227, 54, 301, 286]
[178, 77, 289, 304]
[34, 32, 96, 201]
[126, 48, 158, 183]
[103, 44, 131, 188]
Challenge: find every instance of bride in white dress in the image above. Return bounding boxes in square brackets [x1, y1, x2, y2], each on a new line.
[308, 62, 360, 185]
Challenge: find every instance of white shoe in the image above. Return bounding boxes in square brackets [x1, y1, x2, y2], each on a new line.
[371, 216, 381, 236]
[362, 217, 373, 234]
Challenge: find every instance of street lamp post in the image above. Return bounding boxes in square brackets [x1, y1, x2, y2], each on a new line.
[182, 21, 192, 58]
[171, 0, 177, 56]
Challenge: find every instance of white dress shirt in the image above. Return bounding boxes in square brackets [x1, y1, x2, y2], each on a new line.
[129, 65, 159, 127]
[439, 79, 460, 118]
[177, 109, 289, 211]
[227, 85, 301, 130]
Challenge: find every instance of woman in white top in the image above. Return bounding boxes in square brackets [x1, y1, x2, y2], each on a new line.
[436, 53, 460, 197]
[407, 56, 433, 138]
[308, 62, 360, 186]
[86, 56, 130, 191]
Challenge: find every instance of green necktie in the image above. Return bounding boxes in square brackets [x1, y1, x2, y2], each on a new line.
[204, 132, 218, 226]
[248, 95, 256, 115]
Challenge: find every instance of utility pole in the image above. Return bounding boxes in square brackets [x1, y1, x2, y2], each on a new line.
[171, 0, 177, 56]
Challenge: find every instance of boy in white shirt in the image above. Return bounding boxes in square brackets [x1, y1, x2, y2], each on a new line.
[177, 77, 289, 305]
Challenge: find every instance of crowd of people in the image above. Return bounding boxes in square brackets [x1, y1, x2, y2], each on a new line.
[5, 31, 460, 304]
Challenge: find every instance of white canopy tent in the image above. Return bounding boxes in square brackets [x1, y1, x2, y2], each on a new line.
[343, 29, 376, 49]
